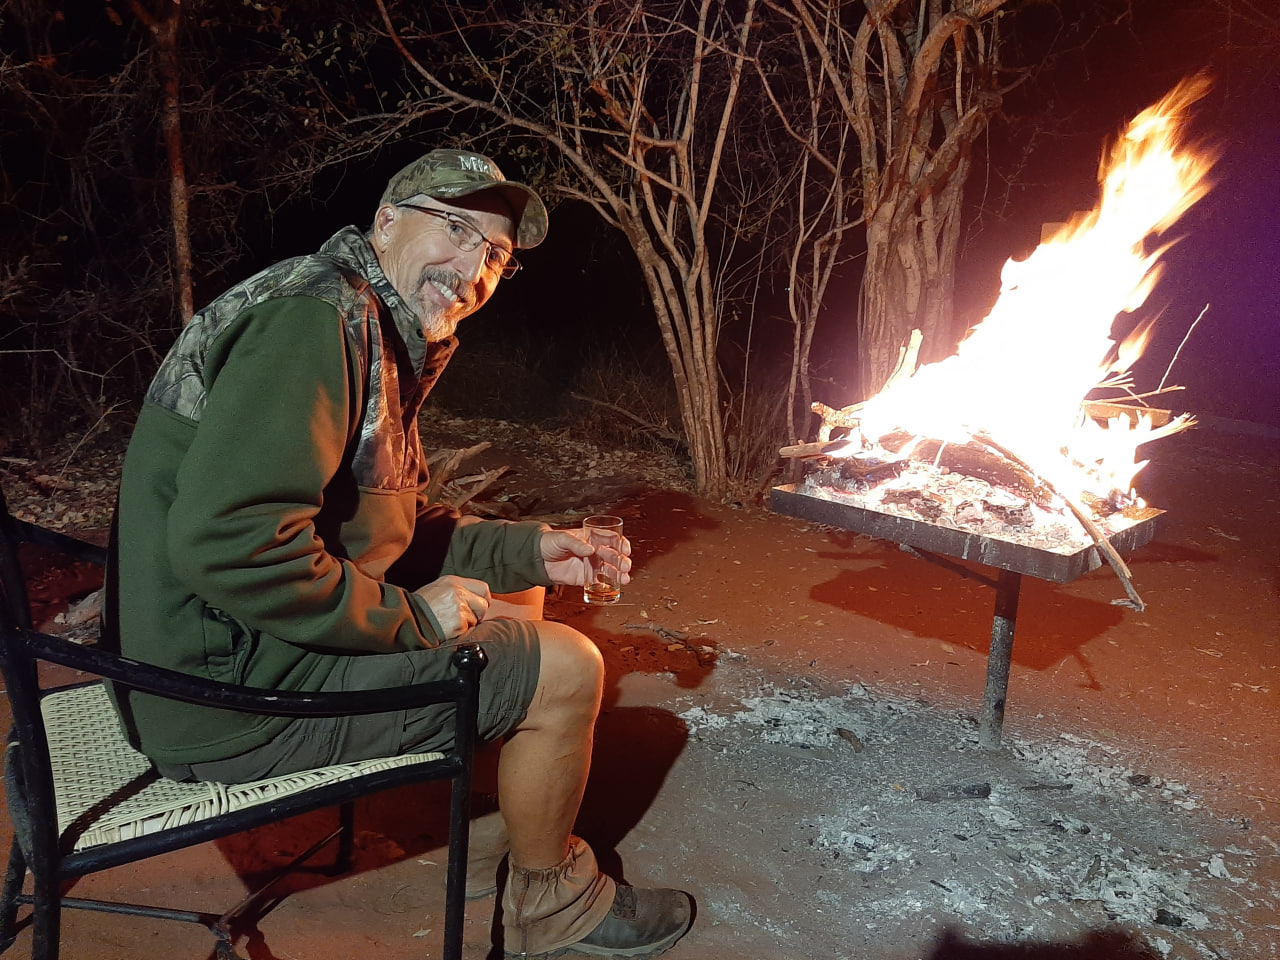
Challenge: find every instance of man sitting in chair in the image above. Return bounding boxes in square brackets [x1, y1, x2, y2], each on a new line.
[111, 148, 693, 959]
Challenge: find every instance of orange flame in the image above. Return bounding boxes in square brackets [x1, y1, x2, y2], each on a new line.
[853, 77, 1215, 503]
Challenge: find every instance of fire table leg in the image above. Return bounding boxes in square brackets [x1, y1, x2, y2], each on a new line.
[979, 568, 1022, 749]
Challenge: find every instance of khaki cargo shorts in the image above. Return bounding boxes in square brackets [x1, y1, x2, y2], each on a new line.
[156, 617, 540, 784]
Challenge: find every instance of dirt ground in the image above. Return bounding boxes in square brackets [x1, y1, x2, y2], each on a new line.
[1, 416, 1277, 959]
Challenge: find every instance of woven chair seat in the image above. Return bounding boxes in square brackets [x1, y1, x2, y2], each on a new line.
[43, 683, 445, 852]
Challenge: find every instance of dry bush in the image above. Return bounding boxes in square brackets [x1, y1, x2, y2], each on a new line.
[722, 369, 792, 504]
[566, 347, 682, 454]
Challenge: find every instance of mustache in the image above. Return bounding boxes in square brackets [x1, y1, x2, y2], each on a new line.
[418, 268, 475, 310]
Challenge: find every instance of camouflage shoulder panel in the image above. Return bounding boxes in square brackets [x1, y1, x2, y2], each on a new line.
[145, 255, 376, 422]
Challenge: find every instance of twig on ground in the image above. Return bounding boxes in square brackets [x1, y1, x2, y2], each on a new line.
[425, 441, 491, 502]
[569, 393, 681, 443]
[835, 727, 865, 752]
[446, 466, 509, 511]
[624, 622, 689, 642]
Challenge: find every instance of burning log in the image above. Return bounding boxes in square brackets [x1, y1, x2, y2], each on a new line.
[783, 435, 1055, 513]
[1083, 400, 1174, 428]
[811, 331, 923, 442]
[787, 433, 1152, 609]
[876, 432, 1057, 509]
[779, 439, 857, 459]
[811, 401, 865, 441]
[835, 455, 905, 486]
[789, 391, 1167, 607]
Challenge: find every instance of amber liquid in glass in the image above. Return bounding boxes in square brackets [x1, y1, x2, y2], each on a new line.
[584, 578, 621, 604]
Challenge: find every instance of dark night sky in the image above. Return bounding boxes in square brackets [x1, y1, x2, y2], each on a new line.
[955, 91, 1280, 431]
[955, 0, 1280, 430]
[1149, 97, 1280, 430]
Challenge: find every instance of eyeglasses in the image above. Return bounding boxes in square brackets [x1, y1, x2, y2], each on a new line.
[397, 204, 521, 279]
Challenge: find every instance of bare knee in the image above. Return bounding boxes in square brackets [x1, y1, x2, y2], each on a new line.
[524, 621, 603, 725]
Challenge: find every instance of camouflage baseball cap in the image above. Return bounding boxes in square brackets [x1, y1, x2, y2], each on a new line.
[380, 148, 548, 249]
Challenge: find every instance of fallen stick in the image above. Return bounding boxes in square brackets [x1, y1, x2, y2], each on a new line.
[835, 727, 865, 752]
[916, 782, 991, 801]
[569, 393, 682, 443]
[1061, 496, 1146, 612]
[779, 440, 851, 459]
[447, 466, 509, 511]
[425, 441, 491, 503]
[623, 622, 689, 642]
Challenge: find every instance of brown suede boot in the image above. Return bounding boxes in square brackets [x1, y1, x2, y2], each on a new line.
[503, 837, 692, 958]
[557, 884, 693, 958]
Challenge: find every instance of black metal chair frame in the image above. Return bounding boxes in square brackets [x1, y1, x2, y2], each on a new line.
[0, 486, 487, 959]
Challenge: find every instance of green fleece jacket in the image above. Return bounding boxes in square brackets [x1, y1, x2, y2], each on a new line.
[112, 226, 551, 765]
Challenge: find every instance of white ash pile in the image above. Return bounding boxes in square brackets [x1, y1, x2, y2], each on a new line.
[800, 457, 1080, 548]
[796, 445, 1155, 556]
[677, 676, 1277, 958]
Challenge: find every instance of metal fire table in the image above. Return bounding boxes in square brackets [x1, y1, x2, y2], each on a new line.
[770, 483, 1163, 748]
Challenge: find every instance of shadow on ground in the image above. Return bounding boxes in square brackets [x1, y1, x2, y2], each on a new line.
[927, 928, 1162, 957]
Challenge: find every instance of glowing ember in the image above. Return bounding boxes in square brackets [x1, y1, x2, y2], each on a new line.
[842, 77, 1215, 504]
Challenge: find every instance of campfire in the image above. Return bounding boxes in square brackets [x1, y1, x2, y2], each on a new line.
[779, 77, 1215, 612]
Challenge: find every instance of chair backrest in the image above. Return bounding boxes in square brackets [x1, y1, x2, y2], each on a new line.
[0, 487, 108, 635]
[0, 486, 90, 878]
[0, 487, 64, 728]
[0, 487, 108, 719]
[0, 485, 32, 632]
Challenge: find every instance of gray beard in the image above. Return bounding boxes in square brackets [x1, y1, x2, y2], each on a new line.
[414, 268, 468, 342]
[419, 306, 458, 343]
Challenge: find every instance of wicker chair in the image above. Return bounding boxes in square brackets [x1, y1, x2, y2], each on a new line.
[0, 486, 486, 960]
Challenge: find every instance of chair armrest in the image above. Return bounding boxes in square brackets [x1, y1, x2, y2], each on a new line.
[20, 627, 486, 719]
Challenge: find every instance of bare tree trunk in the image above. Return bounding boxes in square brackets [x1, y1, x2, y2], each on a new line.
[858, 114, 973, 388]
[787, 0, 1010, 396]
[129, 0, 194, 324]
[623, 217, 727, 495]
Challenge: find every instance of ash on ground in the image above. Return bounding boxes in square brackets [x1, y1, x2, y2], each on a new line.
[665, 661, 1277, 960]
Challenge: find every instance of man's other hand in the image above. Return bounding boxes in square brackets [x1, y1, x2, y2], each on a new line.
[414, 575, 492, 639]
[539, 528, 632, 587]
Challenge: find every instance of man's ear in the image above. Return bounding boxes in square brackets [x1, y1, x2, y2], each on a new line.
[372, 203, 398, 249]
